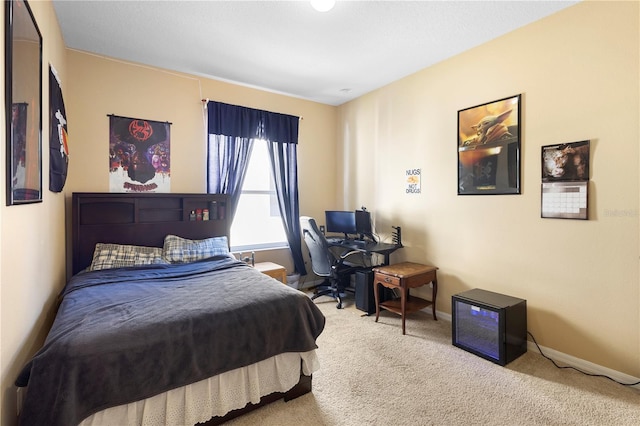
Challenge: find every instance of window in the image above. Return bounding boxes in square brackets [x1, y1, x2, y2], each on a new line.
[206, 100, 306, 276]
[230, 141, 287, 251]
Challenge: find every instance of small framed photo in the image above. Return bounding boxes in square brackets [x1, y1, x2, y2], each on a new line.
[458, 94, 521, 195]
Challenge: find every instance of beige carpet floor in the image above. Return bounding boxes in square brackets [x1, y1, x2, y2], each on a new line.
[226, 295, 640, 425]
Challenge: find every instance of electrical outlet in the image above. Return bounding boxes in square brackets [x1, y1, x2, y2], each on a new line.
[319, 225, 325, 234]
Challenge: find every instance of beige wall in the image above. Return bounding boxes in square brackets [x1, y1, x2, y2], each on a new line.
[338, 1, 639, 376]
[0, 1, 68, 425]
[64, 49, 337, 279]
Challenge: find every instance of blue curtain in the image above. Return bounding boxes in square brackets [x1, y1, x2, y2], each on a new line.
[206, 101, 306, 275]
[266, 136, 306, 277]
[207, 134, 254, 219]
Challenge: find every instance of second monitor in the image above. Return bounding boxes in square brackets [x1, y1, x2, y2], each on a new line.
[355, 209, 373, 240]
[325, 209, 375, 241]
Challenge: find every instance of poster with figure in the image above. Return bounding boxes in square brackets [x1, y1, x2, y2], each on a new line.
[109, 115, 171, 192]
[458, 94, 521, 195]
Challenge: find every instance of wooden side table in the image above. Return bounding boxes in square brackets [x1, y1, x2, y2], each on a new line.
[373, 262, 438, 335]
[254, 262, 287, 283]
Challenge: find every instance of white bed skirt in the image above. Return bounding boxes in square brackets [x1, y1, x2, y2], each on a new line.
[78, 350, 319, 426]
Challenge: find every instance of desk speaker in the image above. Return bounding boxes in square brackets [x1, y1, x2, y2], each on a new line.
[355, 270, 391, 314]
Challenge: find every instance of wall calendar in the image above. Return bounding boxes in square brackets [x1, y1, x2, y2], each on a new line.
[541, 140, 590, 220]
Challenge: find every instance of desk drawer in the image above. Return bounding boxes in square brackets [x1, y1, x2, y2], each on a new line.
[375, 272, 401, 288]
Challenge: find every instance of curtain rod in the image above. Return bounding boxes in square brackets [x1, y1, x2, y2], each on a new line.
[107, 114, 172, 125]
[200, 98, 303, 120]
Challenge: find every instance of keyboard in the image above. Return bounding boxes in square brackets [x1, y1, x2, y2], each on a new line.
[327, 237, 373, 248]
[326, 237, 344, 244]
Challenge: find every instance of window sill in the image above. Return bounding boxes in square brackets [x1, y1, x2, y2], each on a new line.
[230, 242, 290, 253]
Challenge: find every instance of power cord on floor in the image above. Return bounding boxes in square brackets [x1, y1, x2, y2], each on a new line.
[527, 331, 640, 387]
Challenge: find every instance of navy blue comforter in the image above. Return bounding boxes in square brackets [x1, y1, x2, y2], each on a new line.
[16, 257, 325, 426]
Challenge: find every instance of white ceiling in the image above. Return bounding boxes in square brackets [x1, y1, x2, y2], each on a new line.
[52, 0, 579, 106]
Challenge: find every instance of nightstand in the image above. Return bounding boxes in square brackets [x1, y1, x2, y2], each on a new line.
[373, 262, 438, 335]
[254, 262, 287, 284]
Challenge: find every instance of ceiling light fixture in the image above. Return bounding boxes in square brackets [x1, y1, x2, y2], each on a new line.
[310, 0, 336, 13]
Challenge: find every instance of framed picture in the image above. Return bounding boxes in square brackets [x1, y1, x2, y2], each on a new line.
[541, 140, 590, 220]
[457, 94, 521, 195]
[5, 0, 43, 205]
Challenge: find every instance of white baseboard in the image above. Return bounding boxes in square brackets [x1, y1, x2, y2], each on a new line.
[430, 308, 640, 389]
[435, 309, 451, 322]
[525, 339, 640, 389]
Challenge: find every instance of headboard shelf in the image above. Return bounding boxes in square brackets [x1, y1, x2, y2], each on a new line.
[72, 193, 230, 274]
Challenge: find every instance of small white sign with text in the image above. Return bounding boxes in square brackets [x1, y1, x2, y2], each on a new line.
[406, 168, 421, 194]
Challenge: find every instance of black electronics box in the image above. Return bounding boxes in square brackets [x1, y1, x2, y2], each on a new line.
[452, 288, 527, 366]
[355, 270, 392, 315]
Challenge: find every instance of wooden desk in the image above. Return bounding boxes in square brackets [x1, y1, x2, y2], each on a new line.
[326, 238, 400, 265]
[254, 262, 287, 283]
[373, 262, 438, 335]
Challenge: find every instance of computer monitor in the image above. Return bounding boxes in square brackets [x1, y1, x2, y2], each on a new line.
[325, 210, 356, 238]
[355, 209, 374, 241]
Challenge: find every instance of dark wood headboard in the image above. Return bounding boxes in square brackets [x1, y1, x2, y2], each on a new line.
[72, 192, 231, 275]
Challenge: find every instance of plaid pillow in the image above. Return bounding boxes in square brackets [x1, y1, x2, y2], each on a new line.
[163, 235, 229, 263]
[89, 243, 166, 271]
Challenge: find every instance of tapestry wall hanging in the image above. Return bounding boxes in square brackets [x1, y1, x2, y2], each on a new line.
[49, 66, 69, 192]
[109, 114, 171, 192]
[457, 94, 521, 195]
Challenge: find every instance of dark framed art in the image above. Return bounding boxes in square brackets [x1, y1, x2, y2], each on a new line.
[5, 0, 43, 205]
[541, 140, 590, 220]
[458, 94, 521, 195]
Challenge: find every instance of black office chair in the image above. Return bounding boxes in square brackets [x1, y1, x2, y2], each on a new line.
[300, 216, 360, 309]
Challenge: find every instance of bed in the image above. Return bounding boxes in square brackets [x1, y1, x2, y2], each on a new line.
[15, 192, 325, 426]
